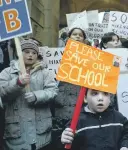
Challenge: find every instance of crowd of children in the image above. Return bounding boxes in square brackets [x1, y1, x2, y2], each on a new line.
[0, 26, 128, 150]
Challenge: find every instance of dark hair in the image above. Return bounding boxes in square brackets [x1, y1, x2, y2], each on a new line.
[100, 32, 119, 49]
[84, 40, 91, 46]
[38, 54, 43, 60]
[122, 40, 128, 48]
[85, 88, 88, 95]
[68, 28, 86, 40]
[60, 32, 68, 40]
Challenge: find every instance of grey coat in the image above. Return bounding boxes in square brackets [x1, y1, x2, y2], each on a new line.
[54, 81, 80, 119]
[0, 61, 58, 150]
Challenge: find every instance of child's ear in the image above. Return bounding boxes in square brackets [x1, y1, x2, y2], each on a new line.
[84, 97, 87, 103]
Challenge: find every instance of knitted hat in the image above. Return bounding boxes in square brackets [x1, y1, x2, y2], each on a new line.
[21, 39, 39, 54]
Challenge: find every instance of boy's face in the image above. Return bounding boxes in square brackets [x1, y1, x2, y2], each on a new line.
[23, 49, 38, 66]
[86, 89, 111, 113]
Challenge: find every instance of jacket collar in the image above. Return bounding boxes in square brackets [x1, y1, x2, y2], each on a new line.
[9, 60, 46, 74]
[82, 104, 113, 116]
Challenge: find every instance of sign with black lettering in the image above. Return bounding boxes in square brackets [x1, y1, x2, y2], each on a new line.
[108, 11, 128, 37]
[86, 23, 108, 39]
[39, 47, 64, 78]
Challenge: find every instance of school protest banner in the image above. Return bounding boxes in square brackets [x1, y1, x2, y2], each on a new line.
[108, 11, 128, 38]
[67, 10, 88, 31]
[0, 0, 32, 41]
[99, 12, 105, 23]
[66, 12, 78, 28]
[66, 10, 99, 32]
[86, 23, 108, 39]
[39, 47, 64, 78]
[117, 74, 128, 119]
[104, 48, 128, 119]
[87, 10, 99, 23]
[0, 0, 32, 91]
[104, 48, 128, 73]
[56, 39, 121, 94]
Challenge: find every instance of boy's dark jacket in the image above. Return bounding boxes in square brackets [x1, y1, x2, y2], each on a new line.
[70, 106, 128, 150]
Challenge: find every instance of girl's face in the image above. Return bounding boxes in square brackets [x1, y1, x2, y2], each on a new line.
[106, 35, 121, 48]
[70, 29, 85, 43]
[23, 49, 38, 66]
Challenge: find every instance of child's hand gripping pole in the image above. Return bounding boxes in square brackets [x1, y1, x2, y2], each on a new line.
[65, 87, 86, 149]
[14, 37, 30, 92]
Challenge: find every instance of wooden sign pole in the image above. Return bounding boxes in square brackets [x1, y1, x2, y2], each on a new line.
[14, 37, 30, 92]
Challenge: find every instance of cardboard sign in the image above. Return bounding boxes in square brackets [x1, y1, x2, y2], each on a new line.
[87, 10, 99, 23]
[39, 47, 64, 78]
[66, 12, 78, 27]
[56, 39, 121, 94]
[108, 11, 128, 37]
[0, 0, 32, 41]
[66, 11, 88, 31]
[66, 10, 98, 29]
[104, 48, 128, 73]
[86, 23, 108, 39]
[117, 74, 128, 119]
[99, 12, 105, 23]
[104, 48, 128, 119]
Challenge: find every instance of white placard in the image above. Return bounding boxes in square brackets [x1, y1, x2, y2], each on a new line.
[108, 11, 128, 37]
[39, 47, 64, 78]
[99, 12, 105, 23]
[104, 48, 128, 119]
[67, 10, 88, 31]
[66, 12, 78, 27]
[86, 23, 108, 39]
[87, 10, 99, 23]
[104, 48, 128, 72]
[117, 74, 128, 119]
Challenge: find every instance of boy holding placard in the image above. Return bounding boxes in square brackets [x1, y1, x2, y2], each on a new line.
[61, 88, 128, 150]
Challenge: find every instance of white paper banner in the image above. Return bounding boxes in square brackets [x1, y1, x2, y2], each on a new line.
[86, 23, 108, 39]
[104, 48, 128, 119]
[108, 11, 128, 37]
[39, 47, 64, 78]
[67, 11, 88, 31]
[66, 12, 78, 27]
[87, 10, 99, 23]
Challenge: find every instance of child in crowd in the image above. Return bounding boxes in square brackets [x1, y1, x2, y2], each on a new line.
[52, 27, 87, 150]
[61, 88, 128, 150]
[100, 32, 122, 49]
[0, 39, 58, 150]
[100, 32, 123, 111]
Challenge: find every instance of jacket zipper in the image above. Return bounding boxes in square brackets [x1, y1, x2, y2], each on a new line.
[99, 115, 102, 128]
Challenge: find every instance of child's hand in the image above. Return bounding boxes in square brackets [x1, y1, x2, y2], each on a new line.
[61, 128, 74, 144]
[24, 92, 36, 105]
[120, 147, 128, 150]
[18, 73, 30, 85]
